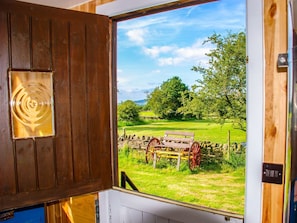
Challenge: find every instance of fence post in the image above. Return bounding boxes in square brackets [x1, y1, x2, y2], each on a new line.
[227, 130, 231, 160]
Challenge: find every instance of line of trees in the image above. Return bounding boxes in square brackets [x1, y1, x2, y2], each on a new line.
[118, 31, 246, 131]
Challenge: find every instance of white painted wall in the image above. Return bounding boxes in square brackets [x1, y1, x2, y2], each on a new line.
[99, 189, 243, 223]
[244, 0, 264, 222]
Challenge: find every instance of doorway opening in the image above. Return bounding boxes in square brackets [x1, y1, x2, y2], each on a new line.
[116, 0, 246, 215]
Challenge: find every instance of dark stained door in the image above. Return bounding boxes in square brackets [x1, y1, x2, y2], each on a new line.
[0, 0, 112, 211]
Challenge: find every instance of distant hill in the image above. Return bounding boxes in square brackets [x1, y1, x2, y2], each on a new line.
[134, 99, 147, 106]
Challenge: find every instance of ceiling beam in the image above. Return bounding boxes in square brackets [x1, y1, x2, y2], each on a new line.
[71, 0, 114, 13]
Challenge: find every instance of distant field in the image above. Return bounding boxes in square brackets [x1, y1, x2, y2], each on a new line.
[118, 119, 246, 144]
[139, 110, 158, 117]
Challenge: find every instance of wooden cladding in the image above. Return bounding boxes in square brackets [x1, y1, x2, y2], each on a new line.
[0, 1, 112, 211]
[262, 0, 288, 222]
[71, 0, 114, 13]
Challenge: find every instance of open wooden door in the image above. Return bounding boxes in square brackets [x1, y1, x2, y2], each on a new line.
[0, 0, 112, 211]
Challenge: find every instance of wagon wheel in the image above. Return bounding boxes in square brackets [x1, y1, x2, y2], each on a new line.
[146, 137, 160, 163]
[188, 142, 201, 171]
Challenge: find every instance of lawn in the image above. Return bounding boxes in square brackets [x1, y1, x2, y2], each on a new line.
[118, 119, 246, 215]
[118, 150, 245, 215]
[118, 119, 246, 144]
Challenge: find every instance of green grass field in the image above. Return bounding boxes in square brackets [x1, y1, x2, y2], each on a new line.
[119, 150, 245, 215]
[118, 119, 246, 215]
[118, 119, 246, 144]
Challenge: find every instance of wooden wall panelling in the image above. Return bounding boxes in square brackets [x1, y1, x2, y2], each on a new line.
[0, 11, 16, 196]
[69, 22, 90, 182]
[46, 201, 71, 223]
[51, 20, 74, 186]
[262, 0, 288, 222]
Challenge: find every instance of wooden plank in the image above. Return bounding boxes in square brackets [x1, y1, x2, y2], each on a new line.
[0, 11, 16, 196]
[163, 137, 193, 143]
[86, 23, 103, 180]
[15, 139, 37, 192]
[71, 1, 96, 13]
[36, 138, 55, 190]
[51, 19, 74, 185]
[10, 13, 31, 69]
[94, 16, 112, 188]
[70, 0, 114, 13]
[262, 0, 287, 222]
[46, 201, 69, 223]
[86, 21, 111, 179]
[31, 17, 51, 70]
[69, 21, 89, 182]
[158, 142, 191, 149]
[165, 131, 194, 137]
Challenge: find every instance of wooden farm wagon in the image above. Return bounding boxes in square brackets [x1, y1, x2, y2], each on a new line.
[145, 131, 201, 170]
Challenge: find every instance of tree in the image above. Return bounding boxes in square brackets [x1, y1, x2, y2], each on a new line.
[118, 100, 140, 121]
[188, 32, 246, 129]
[178, 85, 204, 120]
[147, 76, 188, 119]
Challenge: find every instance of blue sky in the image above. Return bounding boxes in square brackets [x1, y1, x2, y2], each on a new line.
[117, 0, 246, 102]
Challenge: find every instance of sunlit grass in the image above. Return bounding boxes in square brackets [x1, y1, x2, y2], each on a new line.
[118, 149, 245, 215]
[118, 119, 246, 144]
[118, 119, 246, 215]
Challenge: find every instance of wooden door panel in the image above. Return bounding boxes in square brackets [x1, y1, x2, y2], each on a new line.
[10, 13, 31, 70]
[36, 138, 56, 190]
[0, 11, 16, 196]
[32, 17, 51, 70]
[16, 139, 37, 193]
[0, 1, 112, 211]
[51, 20, 74, 186]
[69, 22, 90, 182]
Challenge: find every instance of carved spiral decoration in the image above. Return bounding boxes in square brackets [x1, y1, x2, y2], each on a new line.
[11, 81, 52, 130]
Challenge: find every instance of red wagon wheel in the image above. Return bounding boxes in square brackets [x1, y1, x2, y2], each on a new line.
[188, 141, 201, 171]
[145, 137, 160, 163]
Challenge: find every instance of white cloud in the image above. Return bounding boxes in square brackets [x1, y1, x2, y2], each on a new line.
[158, 57, 183, 66]
[142, 39, 213, 67]
[118, 17, 168, 30]
[143, 45, 175, 58]
[126, 29, 147, 45]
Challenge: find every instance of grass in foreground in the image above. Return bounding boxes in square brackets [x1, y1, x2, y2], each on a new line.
[118, 149, 245, 215]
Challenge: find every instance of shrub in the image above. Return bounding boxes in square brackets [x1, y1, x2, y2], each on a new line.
[118, 100, 140, 122]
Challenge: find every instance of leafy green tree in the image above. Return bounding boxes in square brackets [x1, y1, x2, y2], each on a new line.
[186, 32, 246, 129]
[118, 100, 140, 121]
[147, 76, 188, 119]
[178, 85, 204, 120]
